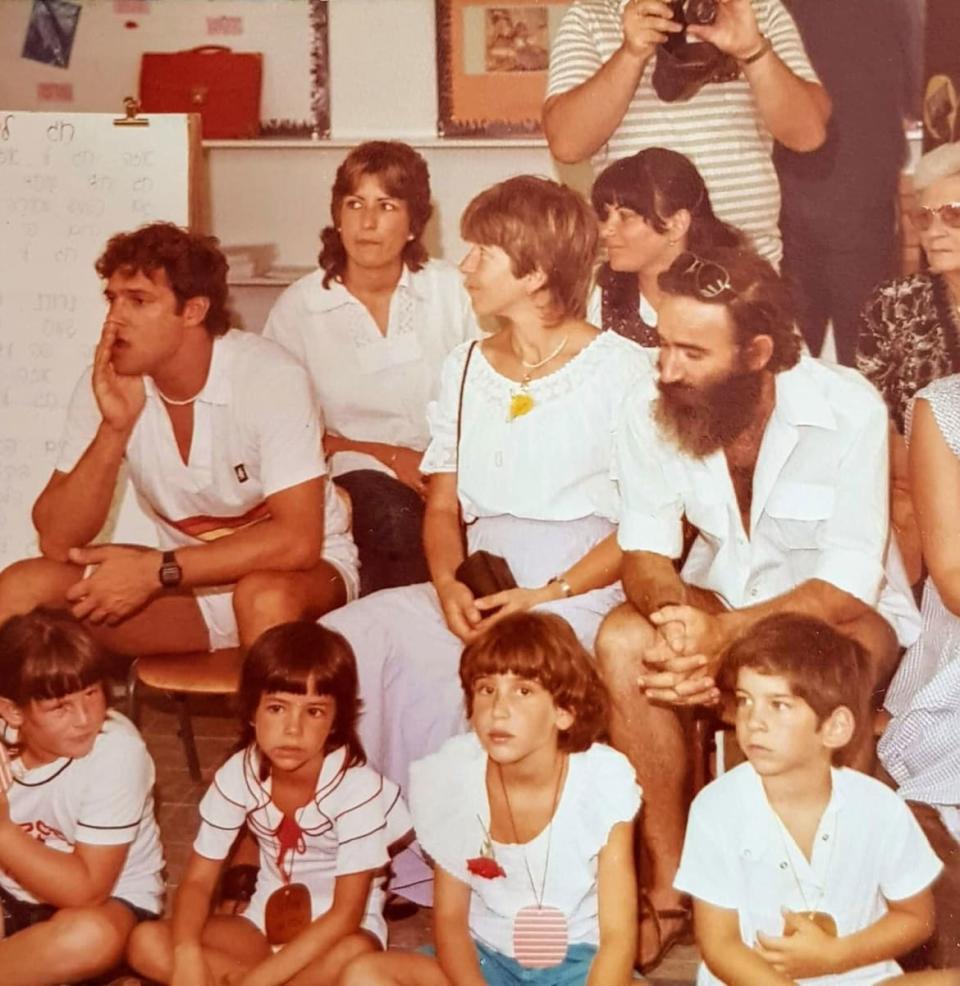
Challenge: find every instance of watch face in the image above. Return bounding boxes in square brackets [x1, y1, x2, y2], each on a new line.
[159, 555, 182, 588]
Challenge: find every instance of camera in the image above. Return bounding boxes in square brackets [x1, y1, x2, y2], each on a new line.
[671, 0, 718, 27]
[663, 0, 718, 51]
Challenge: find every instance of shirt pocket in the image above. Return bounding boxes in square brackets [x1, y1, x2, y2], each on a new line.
[765, 482, 835, 550]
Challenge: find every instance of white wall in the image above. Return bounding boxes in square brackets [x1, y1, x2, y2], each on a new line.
[0, 0, 589, 289]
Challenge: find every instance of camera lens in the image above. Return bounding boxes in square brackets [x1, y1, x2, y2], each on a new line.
[683, 0, 718, 25]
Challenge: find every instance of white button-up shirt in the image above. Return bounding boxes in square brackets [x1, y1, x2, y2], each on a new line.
[264, 259, 477, 479]
[615, 357, 919, 644]
[676, 763, 942, 986]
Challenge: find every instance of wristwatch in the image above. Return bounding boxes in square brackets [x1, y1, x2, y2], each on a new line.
[158, 550, 183, 588]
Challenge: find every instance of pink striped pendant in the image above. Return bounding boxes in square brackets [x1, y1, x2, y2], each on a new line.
[512, 904, 569, 968]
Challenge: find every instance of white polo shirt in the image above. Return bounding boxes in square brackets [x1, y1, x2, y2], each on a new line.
[547, 0, 819, 265]
[56, 329, 353, 568]
[614, 356, 920, 645]
[675, 763, 943, 986]
[263, 260, 478, 479]
[1, 711, 165, 914]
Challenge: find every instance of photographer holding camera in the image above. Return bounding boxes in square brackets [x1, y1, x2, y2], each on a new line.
[544, 0, 830, 266]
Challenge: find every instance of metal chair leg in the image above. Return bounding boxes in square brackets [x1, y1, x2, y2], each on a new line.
[127, 659, 141, 726]
[173, 693, 202, 782]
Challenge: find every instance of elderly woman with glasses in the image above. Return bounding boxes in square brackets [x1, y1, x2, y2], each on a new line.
[857, 141, 960, 435]
[856, 141, 960, 584]
[588, 148, 747, 347]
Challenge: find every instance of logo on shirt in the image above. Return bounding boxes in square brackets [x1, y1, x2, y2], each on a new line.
[234, 463, 248, 483]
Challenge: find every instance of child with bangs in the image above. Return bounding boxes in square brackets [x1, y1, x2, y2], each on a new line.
[342, 611, 640, 986]
[676, 613, 943, 986]
[128, 620, 412, 986]
[0, 607, 164, 986]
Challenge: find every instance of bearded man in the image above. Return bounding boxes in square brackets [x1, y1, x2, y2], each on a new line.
[595, 247, 919, 971]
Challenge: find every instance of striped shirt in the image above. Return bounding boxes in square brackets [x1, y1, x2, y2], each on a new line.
[546, 0, 819, 265]
[879, 375, 960, 820]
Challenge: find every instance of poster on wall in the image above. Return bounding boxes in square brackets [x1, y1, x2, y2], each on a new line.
[22, 0, 81, 69]
[436, 0, 569, 137]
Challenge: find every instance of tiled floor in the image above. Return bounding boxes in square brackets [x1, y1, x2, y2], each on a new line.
[135, 688, 699, 985]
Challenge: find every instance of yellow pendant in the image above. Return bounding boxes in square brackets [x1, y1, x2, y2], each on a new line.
[509, 391, 535, 421]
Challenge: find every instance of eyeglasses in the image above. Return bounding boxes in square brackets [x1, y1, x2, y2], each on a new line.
[673, 252, 736, 300]
[912, 202, 960, 232]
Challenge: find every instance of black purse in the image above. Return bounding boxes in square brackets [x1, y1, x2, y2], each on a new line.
[451, 342, 517, 598]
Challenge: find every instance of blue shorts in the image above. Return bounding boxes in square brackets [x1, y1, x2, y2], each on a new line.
[421, 940, 599, 986]
[0, 885, 159, 935]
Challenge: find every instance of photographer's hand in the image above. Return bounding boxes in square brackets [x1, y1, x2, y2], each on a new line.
[686, 0, 763, 59]
[621, 0, 683, 60]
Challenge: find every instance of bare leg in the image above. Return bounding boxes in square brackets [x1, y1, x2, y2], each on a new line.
[0, 556, 210, 653]
[128, 914, 270, 983]
[233, 560, 347, 649]
[340, 951, 452, 986]
[0, 900, 135, 986]
[287, 931, 378, 985]
[595, 602, 690, 965]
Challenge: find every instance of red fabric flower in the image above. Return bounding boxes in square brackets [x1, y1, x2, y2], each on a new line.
[467, 855, 506, 879]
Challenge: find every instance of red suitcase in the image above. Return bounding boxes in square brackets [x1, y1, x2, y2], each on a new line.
[139, 45, 262, 139]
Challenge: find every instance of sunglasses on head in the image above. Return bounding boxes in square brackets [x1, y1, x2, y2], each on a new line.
[674, 252, 736, 300]
[912, 201, 960, 232]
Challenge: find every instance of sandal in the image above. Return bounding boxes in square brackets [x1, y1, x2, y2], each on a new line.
[636, 892, 693, 974]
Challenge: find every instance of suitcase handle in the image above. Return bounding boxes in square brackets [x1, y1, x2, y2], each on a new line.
[183, 45, 235, 55]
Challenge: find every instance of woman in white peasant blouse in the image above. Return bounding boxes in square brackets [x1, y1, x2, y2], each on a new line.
[321, 178, 653, 898]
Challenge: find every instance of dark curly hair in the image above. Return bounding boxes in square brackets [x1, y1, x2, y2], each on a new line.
[459, 612, 609, 753]
[591, 148, 747, 325]
[659, 246, 802, 373]
[319, 141, 432, 288]
[95, 222, 231, 336]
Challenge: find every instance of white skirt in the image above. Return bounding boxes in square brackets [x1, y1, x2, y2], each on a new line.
[321, 513, 624, 797]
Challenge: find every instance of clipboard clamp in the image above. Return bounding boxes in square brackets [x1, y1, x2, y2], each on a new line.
[114, 97, 149, 127]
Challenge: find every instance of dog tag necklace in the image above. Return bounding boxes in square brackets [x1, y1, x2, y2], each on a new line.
[508, 336, 568, 421]
[264, 812, 312, 945]
[499, 755, 569, 968]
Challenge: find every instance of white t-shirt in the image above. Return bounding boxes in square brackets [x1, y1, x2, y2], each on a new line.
[615, 356, 920, 645]
[547, 0, 819, 265]
[194, 744, 412, 946]
[420, 332, 655, 523]
[55, 329, 356, 578]
[1, 711, 164, 914]
[675, 762, 943, 986]
[263, 260, 478, 479]
[410, 732, 641, 958]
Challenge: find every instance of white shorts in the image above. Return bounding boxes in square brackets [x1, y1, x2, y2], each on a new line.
[195, 531, 360, 650]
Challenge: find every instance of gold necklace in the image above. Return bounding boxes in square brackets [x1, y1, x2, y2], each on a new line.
[772, 811, 838, 936]
[508, 336, 568, 422]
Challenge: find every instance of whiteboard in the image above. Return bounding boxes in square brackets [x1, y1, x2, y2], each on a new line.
[0, 111, 196, 570]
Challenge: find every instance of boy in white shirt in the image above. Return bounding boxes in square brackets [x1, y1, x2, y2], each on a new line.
[676, 613, 942, 986]
[0, 608, 164, 985]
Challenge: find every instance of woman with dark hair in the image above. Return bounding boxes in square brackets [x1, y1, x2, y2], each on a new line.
[589, 147, 748, 346]
[265, 141, 477, 596]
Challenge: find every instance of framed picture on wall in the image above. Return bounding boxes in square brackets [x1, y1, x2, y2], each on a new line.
[309, 0, 331, 139]
[436, 0, 570, 137]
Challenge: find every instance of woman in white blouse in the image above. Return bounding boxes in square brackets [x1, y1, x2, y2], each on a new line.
[322, 177, 653, 877]
[265, 142, 477, 595]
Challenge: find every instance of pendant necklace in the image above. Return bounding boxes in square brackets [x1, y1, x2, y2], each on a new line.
[772, 811, 838, 937]
[498, 755, 569, 968]
[264, 811, 313, 945]
[508, 335, 568, 422]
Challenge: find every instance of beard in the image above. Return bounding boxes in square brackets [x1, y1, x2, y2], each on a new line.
[654, 367, 764, 458]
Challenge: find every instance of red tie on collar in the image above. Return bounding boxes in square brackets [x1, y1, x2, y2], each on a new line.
[275, 813, 305, 882]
